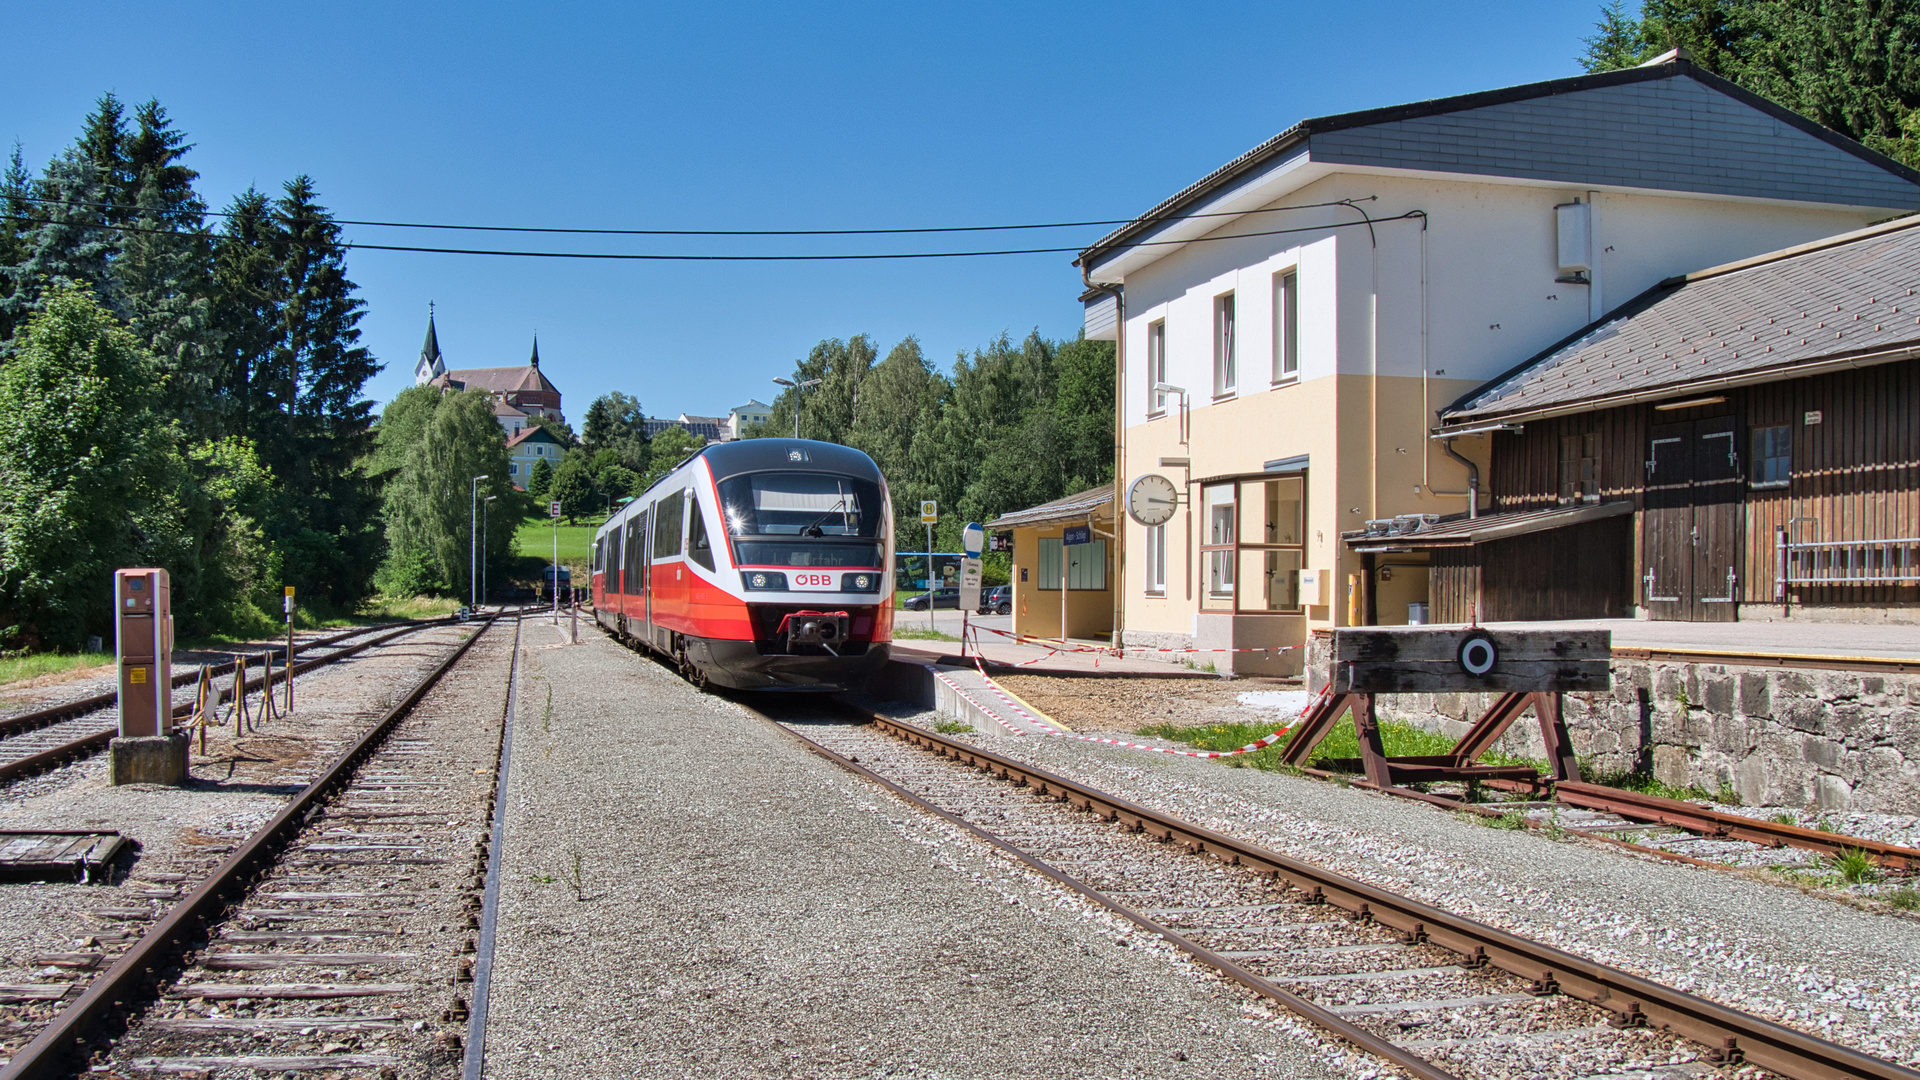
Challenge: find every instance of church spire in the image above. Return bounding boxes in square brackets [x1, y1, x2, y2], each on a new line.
[415, 303, 446, 384]
[529, 332, 540, 370]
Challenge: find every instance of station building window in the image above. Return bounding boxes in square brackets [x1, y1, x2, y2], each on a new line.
[1145, 523, 1166, 596]
[1752, 425, 1791, 488]
[1213, 292, 1236, 397]
[1147, 319, 1167, 415]
[1037, 537, 1107, 591]
[1272, 270, 1297, 383]
[1201, 474, 1305, 613]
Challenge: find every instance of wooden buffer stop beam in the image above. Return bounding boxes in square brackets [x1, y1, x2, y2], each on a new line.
[1285, 627, 1612, 790]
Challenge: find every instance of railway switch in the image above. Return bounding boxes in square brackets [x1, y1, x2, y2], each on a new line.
[110, 567, 187, 786]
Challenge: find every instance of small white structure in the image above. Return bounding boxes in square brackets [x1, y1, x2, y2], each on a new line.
[728, 399, 773, 439]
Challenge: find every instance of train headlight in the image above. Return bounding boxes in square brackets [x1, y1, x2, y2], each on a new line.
[743, 571, 788, 591]
[840, 572, 880, 593]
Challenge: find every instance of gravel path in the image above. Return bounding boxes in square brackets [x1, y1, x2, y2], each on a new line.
[482, 629, 1359, 1079]
[868, 698, 1920, 1070]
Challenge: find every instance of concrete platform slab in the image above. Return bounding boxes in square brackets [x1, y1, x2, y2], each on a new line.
[481, 631, 1347, 1079]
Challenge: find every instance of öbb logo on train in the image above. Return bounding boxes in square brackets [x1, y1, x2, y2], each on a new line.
[791, 571, 837, 590]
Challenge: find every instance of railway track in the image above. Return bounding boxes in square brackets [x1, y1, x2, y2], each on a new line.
[0, 620, 460, 790]
[0, 619, 453, 737]
[0, 612, 517, 1080]
[1331, 772, 1920, 876]
[767, 701, 1920, 1080]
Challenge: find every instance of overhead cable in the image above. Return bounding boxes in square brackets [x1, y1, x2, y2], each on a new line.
[7, 192, 1374, 238]
[0, 208, 1419, 262]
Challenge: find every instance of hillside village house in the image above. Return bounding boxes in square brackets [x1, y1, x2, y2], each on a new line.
[1078, 53, 1920, 674]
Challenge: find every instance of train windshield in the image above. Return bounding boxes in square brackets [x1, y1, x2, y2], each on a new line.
[719, 471, 885, 569]
[718, 472, 883, 538]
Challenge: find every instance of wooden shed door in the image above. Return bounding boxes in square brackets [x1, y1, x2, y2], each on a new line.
[1642, 417, 1742, 621]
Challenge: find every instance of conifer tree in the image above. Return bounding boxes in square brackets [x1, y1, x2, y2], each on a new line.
[264, 176, 383, 603]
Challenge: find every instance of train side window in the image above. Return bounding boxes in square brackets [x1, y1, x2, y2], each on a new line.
[606, 529, 621, 594]
[653, 492, 684, 559]
[688, 495, 716, 571]
[625, 513, 644, 592]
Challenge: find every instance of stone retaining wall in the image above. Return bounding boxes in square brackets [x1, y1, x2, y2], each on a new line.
[1305, 634, 1920, 813]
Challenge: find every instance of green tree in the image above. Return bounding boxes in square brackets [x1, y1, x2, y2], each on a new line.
[845, 336, 948, 549]
[597, 464, 641, 507]
[259, 176, 382, 605]
[550, 457, 596, 523]
[763, 335, 877, 444]
[581, 390, 649, 471]
[527, 458, 553, 500]
[640, 426, 704, 489]
[0, 285, 185, 648]
[527, 412, 577, 446]
[376, 390, 512, 599]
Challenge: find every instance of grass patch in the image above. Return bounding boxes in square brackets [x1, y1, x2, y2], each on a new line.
[893, 627, 959, 642]
[934, 719, 975, 734]
[356, 595, 462, 622]
[514, 517, 601, 569]
[1886, 887, 1920, 911]
[1135, 713, 1543, 775]
[1832, 848, 1879, 885]
[0, 651, 113, 686]
[1584, 768, 1741, 806]
[1486, 809, 1530, 830]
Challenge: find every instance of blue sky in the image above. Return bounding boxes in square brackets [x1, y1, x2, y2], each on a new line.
[5, 2, 1602, 419]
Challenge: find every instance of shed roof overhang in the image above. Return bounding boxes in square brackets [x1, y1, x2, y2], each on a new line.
[1343, 500, 1632, 552]
[987, 488, 1115, 531]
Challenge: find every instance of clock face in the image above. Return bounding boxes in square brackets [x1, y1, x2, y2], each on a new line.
[1126, 473, 1179, 527]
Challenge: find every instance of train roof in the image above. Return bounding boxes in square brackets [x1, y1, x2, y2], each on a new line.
[695, 439, 883, 483]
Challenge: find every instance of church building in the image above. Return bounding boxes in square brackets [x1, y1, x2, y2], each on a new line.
[413, 310, 565, 431]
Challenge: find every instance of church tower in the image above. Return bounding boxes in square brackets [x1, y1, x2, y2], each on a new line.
[413, 305, 447, 385]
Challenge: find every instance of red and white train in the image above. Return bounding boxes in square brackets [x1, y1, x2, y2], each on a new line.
[591, 439, 894, 690]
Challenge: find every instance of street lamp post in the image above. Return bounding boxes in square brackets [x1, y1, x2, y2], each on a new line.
[772, 376, 824, 439]
[469, 474, 490, 610]
[482, 495, 497, 608]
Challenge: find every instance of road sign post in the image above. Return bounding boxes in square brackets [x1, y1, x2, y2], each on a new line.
[958, 521, 984, 655]
[549, 500, 562, 622]
[283, 586, 296, 712]
[920, 500, 938, 631]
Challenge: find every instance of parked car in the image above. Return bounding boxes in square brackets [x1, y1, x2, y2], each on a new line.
[900, 586, 960, 611]
[978, 585, 1011, 615]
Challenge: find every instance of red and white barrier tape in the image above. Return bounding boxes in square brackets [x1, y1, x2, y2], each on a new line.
[927, 658, 1331, 759]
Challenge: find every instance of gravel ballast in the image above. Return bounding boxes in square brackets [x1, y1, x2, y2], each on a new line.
[481, 629, 1358, 1079]
[875, 689, 1920, 1070]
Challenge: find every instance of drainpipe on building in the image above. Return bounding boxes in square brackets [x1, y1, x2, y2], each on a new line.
[1439, 437, 1480, 519]
[1083, 264, 1125, 650]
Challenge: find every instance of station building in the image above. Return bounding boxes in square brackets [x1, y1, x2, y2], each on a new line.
[1079, 53, 1920, 672]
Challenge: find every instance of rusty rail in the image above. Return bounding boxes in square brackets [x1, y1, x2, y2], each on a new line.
[840, 710, 1920, 1080]
[0, 614, 504, 1080]
[1553, 781, 1920, 871]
